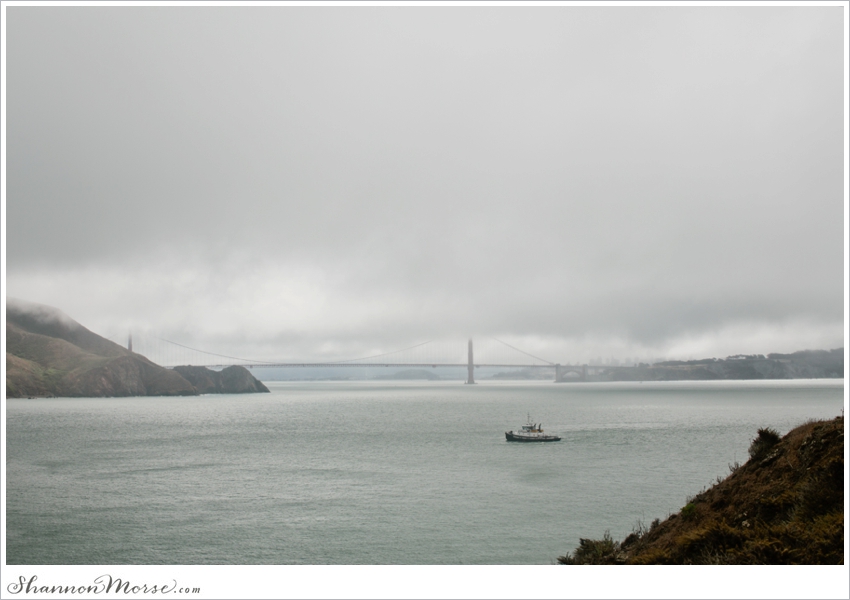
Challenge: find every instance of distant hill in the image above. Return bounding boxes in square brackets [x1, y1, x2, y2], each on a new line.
[6, 299, 267, 398]
[605, 349, 843, 381]
[374, 369, 441, 381]
[557, 416, 844, 564]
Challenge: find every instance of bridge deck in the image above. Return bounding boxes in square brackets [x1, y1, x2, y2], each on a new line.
[192, 363, 631, 369]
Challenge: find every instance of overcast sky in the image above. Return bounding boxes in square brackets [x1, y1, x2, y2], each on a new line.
[4, 5, 846, 364]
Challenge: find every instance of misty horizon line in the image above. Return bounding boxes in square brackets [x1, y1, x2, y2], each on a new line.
[128, 336, 843, 370]
[6, 296, 844, 369]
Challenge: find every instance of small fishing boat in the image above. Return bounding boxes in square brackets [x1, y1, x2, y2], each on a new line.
[505, 414, 561, 442]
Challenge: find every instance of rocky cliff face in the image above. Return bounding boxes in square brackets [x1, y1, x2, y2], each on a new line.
[6, 299, 196, 398]
[173, 365, 269, 394]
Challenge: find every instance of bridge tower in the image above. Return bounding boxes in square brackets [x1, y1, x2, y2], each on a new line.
[128, 332, 133, 352]
[466, 338, 476, 384]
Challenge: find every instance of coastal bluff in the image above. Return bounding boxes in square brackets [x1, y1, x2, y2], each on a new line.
[557, 416, 844, 564]
[6, 299, 267, 398]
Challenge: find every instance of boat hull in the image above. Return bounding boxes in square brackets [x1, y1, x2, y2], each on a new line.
[505, 431, 561, 442]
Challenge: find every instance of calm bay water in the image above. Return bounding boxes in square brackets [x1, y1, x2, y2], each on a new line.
[5, 379, 844, 565]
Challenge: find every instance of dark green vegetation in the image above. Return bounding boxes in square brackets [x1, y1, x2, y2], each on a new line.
[558, 416, 844, 564]
[747, 427, 782, 461]
[6, 300, 267, 398]
[609, 350, 843, 381]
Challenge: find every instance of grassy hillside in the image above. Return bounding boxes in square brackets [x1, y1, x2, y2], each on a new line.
[6, 299, 196, 398]
[558, 416, 844, 564]
[5, 352, 66, 398]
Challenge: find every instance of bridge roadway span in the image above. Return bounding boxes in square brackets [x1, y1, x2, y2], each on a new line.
[171, 339, 628, 383]
[225, 361, 630, 384]
[240, 363, 556, 368]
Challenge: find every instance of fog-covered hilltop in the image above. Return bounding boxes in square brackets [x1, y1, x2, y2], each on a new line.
[5, 299, 267, 398]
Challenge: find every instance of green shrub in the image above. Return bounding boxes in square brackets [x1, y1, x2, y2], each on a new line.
[748, 427, 781, 461]
[557, 531, 621, 565]
[650, 518, 661, 531]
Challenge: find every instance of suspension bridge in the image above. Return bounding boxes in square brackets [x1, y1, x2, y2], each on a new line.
[125, 333, 629, 383]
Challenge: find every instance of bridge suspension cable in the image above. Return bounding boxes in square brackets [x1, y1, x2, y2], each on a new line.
[138, 335, 559, 369]
[152, 337, 437, 366]
[154, 337, 280, 364]
[489, 337, 555, 365]
[329, 341, 434, 363]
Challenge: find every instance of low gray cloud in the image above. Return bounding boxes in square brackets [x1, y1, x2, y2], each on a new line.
[5, 6, 845, 364]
